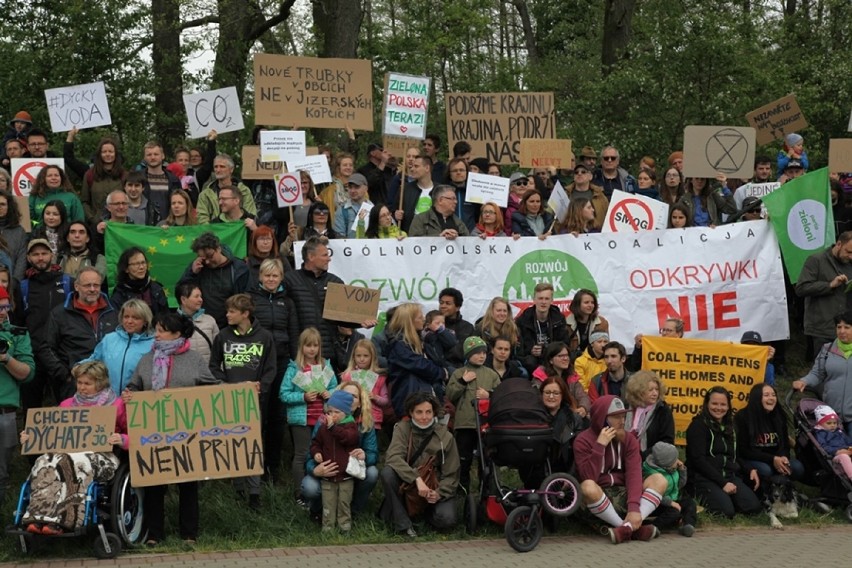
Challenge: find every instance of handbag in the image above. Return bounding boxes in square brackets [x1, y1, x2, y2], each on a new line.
[398, 431, 440, 517]
[345, 455, 367, 480]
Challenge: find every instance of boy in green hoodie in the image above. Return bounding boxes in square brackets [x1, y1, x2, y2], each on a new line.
[641, 441, 696, 537]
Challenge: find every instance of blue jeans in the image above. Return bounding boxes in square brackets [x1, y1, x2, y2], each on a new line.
[745, 459, 805, 481]
[301, 465, 379, 515]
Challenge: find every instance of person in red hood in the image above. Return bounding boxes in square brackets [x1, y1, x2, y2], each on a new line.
[574, 395, 668, 544]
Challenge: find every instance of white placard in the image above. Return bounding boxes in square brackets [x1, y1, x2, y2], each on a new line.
[602, 190, 669, 233]
[464, 172, 510, 208]
[351, 202, 374, 233]
[274, 172, 304, 207]
[734, 182, 781, 209]
[182, 86, 245, 139]
[383, 72, 430, 140]
[548, 180, 570, 222]
[847, 109, 852, 132]
[260, 131, 306, 162]
[44, 81, 112, 133]
[11, 158, 65, 197]
[286, 155, 332, 185]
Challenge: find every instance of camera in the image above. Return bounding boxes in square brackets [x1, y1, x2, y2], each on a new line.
[0, 339, 8, 355]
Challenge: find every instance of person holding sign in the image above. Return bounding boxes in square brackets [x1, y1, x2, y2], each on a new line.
[677, 175, 736, 227]
[511, 189, 553, 239]
[392, 155, 434, 234]
[564, 164, 609, 231]
[363, 205, 407, 240]
[124, 312, 218, 546]
[20, 361, 125, 535]
[318, 152, 355, 222]
[196, 154, 257, 225]
[67, 132, 126, 224]
[333, 173, 373, 238]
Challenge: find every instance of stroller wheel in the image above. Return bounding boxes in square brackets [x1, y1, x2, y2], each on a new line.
[539, 473, 581, 517]
[846, 504, 852, 523]
[504, 505, 543, 553]
[93, 532, 122, 559]
[18, 533, 37, 555]
[464, 493, 478, 533]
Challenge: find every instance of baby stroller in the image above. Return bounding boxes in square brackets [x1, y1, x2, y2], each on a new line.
[464, 378, 581, 552]
[6, 457, 146, 558]
[785, 390, 852, 521]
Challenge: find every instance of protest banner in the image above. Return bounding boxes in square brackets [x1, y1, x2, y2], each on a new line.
[446, 92, 555, 165]
[382, 136, 421, 161]
[734, 182, 780, 209]
[683, 126, 755, 179]
[465, 172, 510, 208]
[126, 383, 263, 487]
[44, 81, 111, 133]
[745, 94, 808, 146]
[641, 336, 768, 443]
[323, 282, 380, 324]
[519, 138, 572, 169]
[548, 180, 570, 222]
[260, 130, 306, 162]
[296, 223, 789, 349]
[828, 139, 852, 173]
[383, 73, 430, 140]
[11, 158, 65, 197]
[285, 155, 332, 185]
[105, 223, 247, 307]
[602, 190, 669, 233]
[253, 53, 373, 130]
[22, 406, 117, 455]
[240, 146, 283, 180]
[183, 86, 245, 138]
[762, 168, 833, 283]
[274, 172, 303, 207]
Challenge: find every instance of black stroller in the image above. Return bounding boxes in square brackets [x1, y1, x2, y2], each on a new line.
[464, 378, 581, 552]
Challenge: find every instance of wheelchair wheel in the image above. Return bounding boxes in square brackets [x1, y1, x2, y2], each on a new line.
[18, 533, 37, 555]
[504, 505, 542, 553]
[539, 472, 581, 517]
[110, 464, 146, 545]
[464, 493, 478, 533]
[93, 532, 122, 559]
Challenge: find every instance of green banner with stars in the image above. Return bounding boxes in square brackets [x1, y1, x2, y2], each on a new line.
[104, 222, 248, 307]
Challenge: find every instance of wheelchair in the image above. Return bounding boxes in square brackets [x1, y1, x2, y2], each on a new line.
[6, 460, 145, 558]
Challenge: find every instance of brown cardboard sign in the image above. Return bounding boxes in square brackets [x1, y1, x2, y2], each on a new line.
[322, 282, 380, 325]
[745, 94, 808, 146]
[22, 406, 117, 455]
[253, 54, 374, 130]
[519, 138, 572, 168]
[446, 92, 555, 165]
[16, 196, 31, 232]
[241, 146, 283, 180]
[682, 126, 756, 179]
[828, 139, 852, 173]
[383, 136, 421, 161]
[126, 383, 264, 487]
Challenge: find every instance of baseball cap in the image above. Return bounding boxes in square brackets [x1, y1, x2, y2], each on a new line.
[740, 331, 763, 344]
[27, 238, 52, 253]
[509, 172, 528, 185]
[741, 196, 762, 213]
[366, 142, 384, 153]
[607, 397, 628, 416]
[784, 159, 804, 171]
[346, 173, 368, 187]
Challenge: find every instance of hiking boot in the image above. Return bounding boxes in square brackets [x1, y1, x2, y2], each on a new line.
[631, 524, 660, 541]
[679, 524, 695, 537]
[608, 524, 632, 544]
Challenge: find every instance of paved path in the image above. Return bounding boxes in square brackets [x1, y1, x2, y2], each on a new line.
[4, 526, 849, 568]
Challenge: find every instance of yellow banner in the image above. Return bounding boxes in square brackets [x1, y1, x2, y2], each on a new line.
[641, 336, 768, 445]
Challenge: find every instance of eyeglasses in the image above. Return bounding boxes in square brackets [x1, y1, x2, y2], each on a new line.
[542, 391, 561, 398]
[78, 283, 101, 289]
[128, 260, 148, 267]
[109, 201, 129, 207]
[0, 305, 11, 312]
[440, 195, 458, 202]
[665, 173, 680, 179]
[313, 210, 329, 216]
[602, 156, 618, 162]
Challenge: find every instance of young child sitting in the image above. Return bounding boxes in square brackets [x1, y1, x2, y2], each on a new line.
[777, 132, 809, 177]
[310, 390, 361, 533]
[813, 405, 852, 480]
[641, 441, 697, 537]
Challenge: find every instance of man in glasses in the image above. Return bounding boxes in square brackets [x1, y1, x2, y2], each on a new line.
[566, 163, 609, 231]
[592, 145, 638, 200]
[408, 185, 470, 239]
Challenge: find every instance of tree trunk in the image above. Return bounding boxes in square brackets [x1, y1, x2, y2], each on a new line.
[510, 0, 539, 65]
[151, 0, 184, 153]
[601, 0, 637, 75]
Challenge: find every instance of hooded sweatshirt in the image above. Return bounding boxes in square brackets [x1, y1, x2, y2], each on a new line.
[574, 394, 644, 513]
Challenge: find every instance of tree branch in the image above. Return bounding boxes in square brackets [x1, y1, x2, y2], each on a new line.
[127, 14, 221, 59]
[249, 0, 297, 41]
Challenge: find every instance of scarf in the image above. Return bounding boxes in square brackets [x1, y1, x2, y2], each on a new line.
[151, 337, 190, 391]
[123, 275, 151, 293]
[474, 224, 500, 237]
[526, 214, 545, 235]
[24, 264, 62, 279]
[838, 339, 852, 359]
[178, 307, 206, 321]
[72, 387, 118, 407]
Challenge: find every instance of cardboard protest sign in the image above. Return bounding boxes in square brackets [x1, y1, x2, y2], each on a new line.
[446, 92, 555, 165]
[519, 138, 572, 169]
[465, 172, 510, 208]
[848, 109, 852, 132]
[253, 53, 374, 130]
[183, 86, 245, 139]
[383, 73, 430, 139]
[734, 182, 780, 209]
[548, 180, 570, 222]
[260, 130, 306, 162]
[126, 383, 263, 486]
[828, 139, 852, 173]
[323, 282, 380, 324]
[15, 196, 31, 232]
[602, 190, 669, 233]
[11, 158, 65, 197]
[745, 94, 808, 146]
[274, 172, 303, 207]
[44, 81, 111, 133]
[22, 406, 117, 455]
[641, 336, 768, 444]
[382, 136, 421, 161]
[683, 126, 755, 179]
[286, 155, 332, 185]
[240, 146, 283, 180]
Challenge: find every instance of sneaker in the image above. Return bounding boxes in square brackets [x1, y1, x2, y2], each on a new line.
[631, 524, 660, 541]
[249, 494, 261, 511]
[402, 526, 418, 538]
[41, 524, 64, 536]
[25, 523, 42, 534]
[608, 524, 632, 544]
[295, 496, 309, 510]
[679, 524, 695, 537]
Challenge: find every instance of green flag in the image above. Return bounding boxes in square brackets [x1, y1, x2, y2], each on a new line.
[104, 222, 248, 307]
[761, 167, 833, 283]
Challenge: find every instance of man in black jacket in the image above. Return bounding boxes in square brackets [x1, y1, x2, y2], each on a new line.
[516, 282, 572, 375]
[439, 287, 475, 367]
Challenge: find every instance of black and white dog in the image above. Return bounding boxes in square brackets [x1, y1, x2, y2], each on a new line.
[763, 475, 799, 529]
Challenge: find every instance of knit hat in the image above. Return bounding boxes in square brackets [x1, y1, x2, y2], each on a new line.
[8, 111, 32, 127]
[647, 442, 679, 470]
[0, 286, 9, 301]
[606, 397, 628, 416]
[785, 133, 803, 147]
[463, 336, 488, 358]
[814, 404, 839, 428]
[327, 390, 354, 415]
[589, 331, 609, 343]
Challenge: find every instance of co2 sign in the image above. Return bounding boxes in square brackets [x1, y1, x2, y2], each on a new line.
[182, 86, 245, 138]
